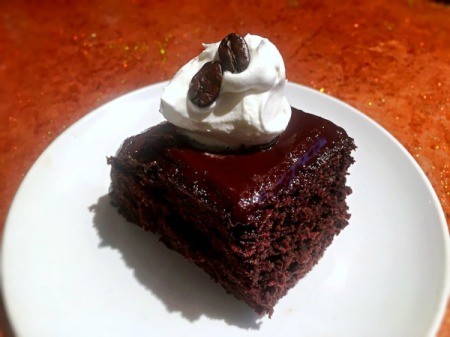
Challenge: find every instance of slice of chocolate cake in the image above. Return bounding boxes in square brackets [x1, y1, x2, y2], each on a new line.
[108, 107, 355, 315]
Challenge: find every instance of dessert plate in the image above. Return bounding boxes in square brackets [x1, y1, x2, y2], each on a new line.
[2, 82, 449, 337]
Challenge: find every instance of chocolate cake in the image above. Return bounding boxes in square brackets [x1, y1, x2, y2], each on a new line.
[108, 107, 355, 315]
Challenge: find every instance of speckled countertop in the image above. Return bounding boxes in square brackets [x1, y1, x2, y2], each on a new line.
[0, 0, 449, 336]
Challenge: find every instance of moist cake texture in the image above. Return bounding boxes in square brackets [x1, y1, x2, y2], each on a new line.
[108, 107, 355, 315]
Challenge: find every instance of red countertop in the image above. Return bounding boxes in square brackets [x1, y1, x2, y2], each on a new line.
[0, 0, 449, 336]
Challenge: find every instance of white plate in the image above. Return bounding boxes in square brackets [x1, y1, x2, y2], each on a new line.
[2, 82, 449, 337]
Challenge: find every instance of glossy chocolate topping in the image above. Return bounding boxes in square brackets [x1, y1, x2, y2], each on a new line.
[117, 108, 351, 213]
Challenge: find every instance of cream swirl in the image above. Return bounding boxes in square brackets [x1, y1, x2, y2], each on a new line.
[160, 34, 291, 149]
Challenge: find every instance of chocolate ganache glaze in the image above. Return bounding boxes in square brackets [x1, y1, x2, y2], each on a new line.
[115, 108, 349, 221]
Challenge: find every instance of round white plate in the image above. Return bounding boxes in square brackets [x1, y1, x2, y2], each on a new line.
[2, 82, 449, 337]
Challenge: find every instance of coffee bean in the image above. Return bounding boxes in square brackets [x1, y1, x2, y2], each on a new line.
[218, 33, 250, 73]
[188, 61, 223, 107]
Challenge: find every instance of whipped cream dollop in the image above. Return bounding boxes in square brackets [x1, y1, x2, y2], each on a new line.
[160, 34, 291, 149]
